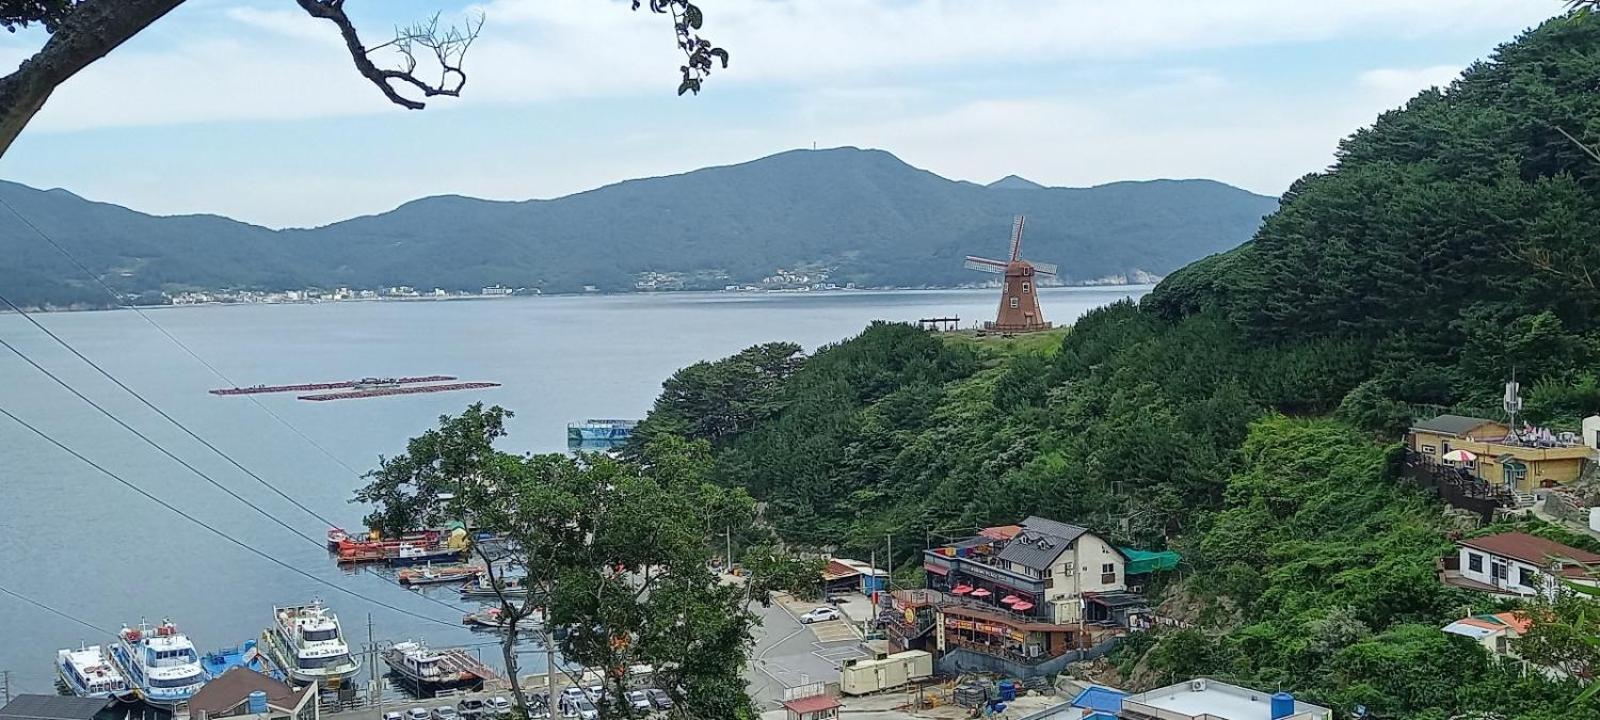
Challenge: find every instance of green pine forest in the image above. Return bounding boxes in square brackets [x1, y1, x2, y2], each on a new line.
[630, 14, 1600, 720]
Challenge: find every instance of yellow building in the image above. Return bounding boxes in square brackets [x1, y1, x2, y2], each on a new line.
[1408, 414, 1595, 492]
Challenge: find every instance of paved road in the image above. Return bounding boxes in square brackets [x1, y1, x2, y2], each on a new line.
[745, 595, 870, 710]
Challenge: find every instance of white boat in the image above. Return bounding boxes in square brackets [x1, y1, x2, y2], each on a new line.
[262, 600, 361, 687]
[56, 644, 129, 698]
[109, 620, 208, 708]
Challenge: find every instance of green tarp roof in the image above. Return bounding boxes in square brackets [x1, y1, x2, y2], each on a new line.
[1120, 547, 1180, 574]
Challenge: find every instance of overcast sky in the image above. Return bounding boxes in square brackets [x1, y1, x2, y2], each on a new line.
[0, 0, 1564, 228]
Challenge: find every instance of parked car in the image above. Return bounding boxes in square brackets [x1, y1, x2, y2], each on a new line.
[560, 696, 598, 720]
[560, 687, 588, 706]
[585, 684, 608, 703]
[431, 707, 459, 720]
[406, 708, 431, 720]
[800, 606, 842, 623]
[384, 712, 405, 720]
[486, 697, 512, 719]
[623, 690, 651, 713]
[644, 688, 673, 710]
[457, 698, 486, 720]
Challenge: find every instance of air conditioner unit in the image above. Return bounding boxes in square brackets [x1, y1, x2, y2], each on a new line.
[1190, 679, 1207, 692]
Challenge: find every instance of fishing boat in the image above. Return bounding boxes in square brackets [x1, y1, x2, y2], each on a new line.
[398, 564, 482, 586]
[390, 542, 465, 567]
[262, 601, 361, 688]
[55, 644, 129, 698]
[381, 641, 491, 694]
[326, 528, 348, 549]
[458, 576, 537, 600]
[200, 640, 277, 680]
[109, 621, 208, 709]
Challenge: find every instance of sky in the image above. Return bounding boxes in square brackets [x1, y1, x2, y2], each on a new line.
[0, 0, 1568, 228]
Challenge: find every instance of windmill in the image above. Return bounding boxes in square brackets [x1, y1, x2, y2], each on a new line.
[965, 215, 1057, 333]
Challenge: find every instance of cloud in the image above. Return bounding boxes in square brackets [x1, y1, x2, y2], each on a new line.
[1358, 64, 1464, 107]
[0, 0, 1556, 131]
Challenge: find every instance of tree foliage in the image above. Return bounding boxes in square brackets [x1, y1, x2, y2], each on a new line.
[630, 13, 1600, 717]
[356, 405, 801, 719]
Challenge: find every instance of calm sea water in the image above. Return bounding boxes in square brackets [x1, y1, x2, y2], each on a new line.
[0, 286, 1147, 691]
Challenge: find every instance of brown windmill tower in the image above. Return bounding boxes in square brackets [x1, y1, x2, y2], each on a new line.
[964, 215, 1057, 333]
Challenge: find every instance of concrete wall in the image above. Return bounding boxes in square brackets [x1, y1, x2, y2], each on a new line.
[934, 637, 1118, 679]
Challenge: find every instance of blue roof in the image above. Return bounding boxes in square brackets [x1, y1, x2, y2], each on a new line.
[1071, 687, 1126, 714]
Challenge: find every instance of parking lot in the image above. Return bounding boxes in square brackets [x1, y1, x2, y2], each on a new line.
[745, 593, 872, 710]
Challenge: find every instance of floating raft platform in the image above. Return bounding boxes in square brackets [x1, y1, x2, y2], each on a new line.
[211, 375, 456, 396]
[299, 382, 501, 402]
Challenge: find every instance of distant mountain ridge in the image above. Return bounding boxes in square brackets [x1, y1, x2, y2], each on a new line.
[0, 147, 1278, 308]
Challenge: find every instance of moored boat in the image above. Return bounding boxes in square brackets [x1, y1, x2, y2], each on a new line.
[398, 564, 482, 586]
[458, 576, 537, 600]
[262, 601, 361, 688]
[200, 639, 277, 681]
[109, 621, 208, 709]
[56, 644, 129, 698]
[381, 641, 491, 695]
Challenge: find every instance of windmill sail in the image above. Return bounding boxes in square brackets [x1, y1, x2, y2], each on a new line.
[964, 256, 1009, 274]
[1008, 216, 1026, 262]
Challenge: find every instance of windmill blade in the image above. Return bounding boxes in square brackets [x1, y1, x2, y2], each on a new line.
[1030, 262, 1059, 277]
[964, 256, 1008, 274]
[1009, 215, 1026, 262]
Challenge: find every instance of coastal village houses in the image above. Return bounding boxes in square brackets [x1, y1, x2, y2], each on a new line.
[899, 516, 1163, 677]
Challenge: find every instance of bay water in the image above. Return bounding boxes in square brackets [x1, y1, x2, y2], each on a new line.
[0, 286, 1147, 691]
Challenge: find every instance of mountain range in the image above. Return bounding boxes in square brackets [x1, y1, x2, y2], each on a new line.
[0, 147, 1277, 308]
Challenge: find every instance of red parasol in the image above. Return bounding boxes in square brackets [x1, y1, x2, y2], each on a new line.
[1011, 601, 1034, 611]
[971, 588, 992, 598]
[951, 584, 974, 595]
[1000, 595, 1021, 605]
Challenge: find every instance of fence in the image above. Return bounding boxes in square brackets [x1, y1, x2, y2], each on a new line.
[1402, 450, 1507, 525]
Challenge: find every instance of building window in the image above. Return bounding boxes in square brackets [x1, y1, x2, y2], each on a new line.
[1468, 553, 1484, 573]
[1022, 282, 1031, 293]
[1518, 567, 1534, 588]
[1421, 444, 1436, 454]
[1009, 297, 1019, 309]
[1100, 563, 1116, 585]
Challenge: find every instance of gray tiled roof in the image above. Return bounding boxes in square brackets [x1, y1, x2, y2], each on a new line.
[995, 516, 1088, 570]
[0, 695, 110, 720]
[1412, 414, 1498, 437]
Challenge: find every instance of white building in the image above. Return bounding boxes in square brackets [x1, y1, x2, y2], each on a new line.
[1455, 532, 1600, 597]
[1121, 678, 1330, 720]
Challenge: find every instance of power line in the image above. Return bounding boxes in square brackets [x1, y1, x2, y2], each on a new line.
[0, 580, 113, 636]
[0, 401, 462, 629]
[0, 290, 470, 619]
[0, 195, 366, 482]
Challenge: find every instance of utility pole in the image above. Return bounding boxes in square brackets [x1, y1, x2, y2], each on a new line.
[367, 613, 378, 712]
[886, 532, 894, 590]
[726, 528, 733, 573]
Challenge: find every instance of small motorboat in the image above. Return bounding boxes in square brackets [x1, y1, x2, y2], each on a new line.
[399, 564, 483, 586]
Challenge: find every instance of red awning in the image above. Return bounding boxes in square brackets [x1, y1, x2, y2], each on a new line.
[783, 695, 843, 714]
[923, 562, 949, 576]
[951, 584, 974, 595]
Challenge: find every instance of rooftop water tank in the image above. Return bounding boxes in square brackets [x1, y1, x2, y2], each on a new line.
[1271, 691, 1295, 720]
[248, 690, 268, 715]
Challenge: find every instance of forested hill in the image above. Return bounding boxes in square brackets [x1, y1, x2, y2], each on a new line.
[631, 14, 1600, 719]
[0, 148, 1274, 308]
